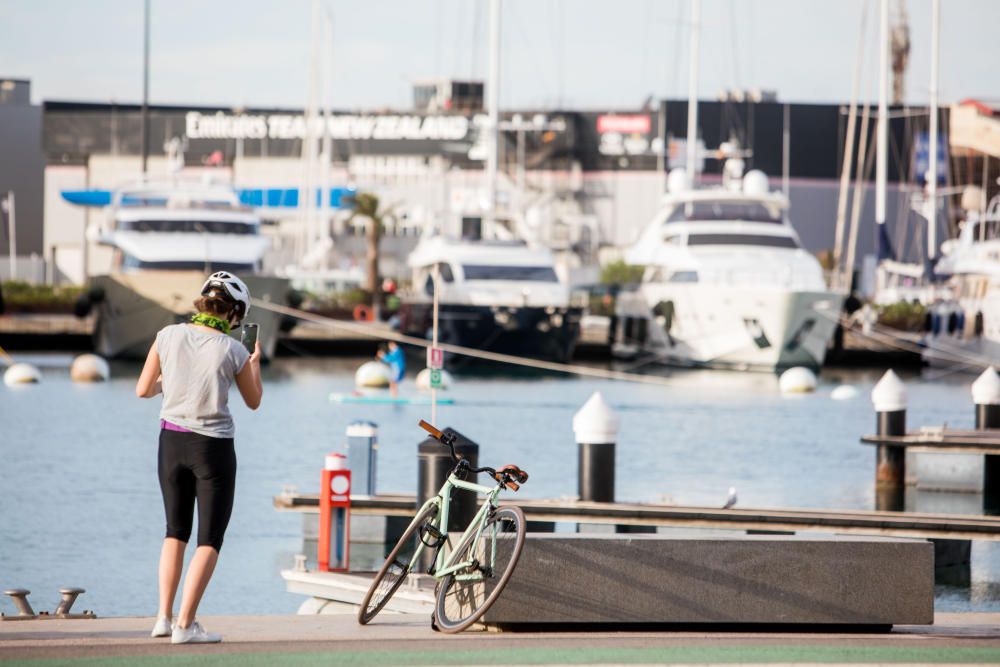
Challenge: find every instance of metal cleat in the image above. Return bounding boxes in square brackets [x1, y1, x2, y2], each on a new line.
[55, 587, 85, 615]
[2, 588, 36, 619]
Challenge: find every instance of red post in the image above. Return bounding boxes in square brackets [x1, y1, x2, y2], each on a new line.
[318, 453, 351, 572]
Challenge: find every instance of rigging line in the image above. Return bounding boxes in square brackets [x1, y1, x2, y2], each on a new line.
[253, 299, 685, 387]
[728, 0, 740, 90]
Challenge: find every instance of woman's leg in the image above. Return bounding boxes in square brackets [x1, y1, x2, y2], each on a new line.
[176, 546, 218, 628]
[157, 430, 196, 620]
[176, 438, 236, 628]
[157, 538, 186, 619]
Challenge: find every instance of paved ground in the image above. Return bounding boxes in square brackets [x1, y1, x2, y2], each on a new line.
[3, 612, 1000, 665]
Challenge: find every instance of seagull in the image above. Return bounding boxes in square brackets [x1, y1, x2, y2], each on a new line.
[722, 487, 738, 509]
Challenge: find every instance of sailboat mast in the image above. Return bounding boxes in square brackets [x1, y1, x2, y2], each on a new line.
[875, 0, 889, 252]
[685, 0, 700, 189]
[486, 0, 501, 229]
[927, 0, 940, 261]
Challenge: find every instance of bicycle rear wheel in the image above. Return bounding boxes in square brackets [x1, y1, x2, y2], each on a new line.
[358, 501, 439, 624]
[433, 505, 526, 633]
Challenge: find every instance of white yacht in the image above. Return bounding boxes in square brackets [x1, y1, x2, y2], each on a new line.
[922, 194, 1000, 365]
[78, 179, 289, 360]
[398, 215, 582, 363]
[613, 168, 843, 371]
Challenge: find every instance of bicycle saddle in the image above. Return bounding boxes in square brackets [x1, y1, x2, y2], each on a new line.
[495, 464, 529, 490]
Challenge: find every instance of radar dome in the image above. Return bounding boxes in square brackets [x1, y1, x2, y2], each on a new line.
[667, 168, 688, 194]
[742, 170, 769, 195]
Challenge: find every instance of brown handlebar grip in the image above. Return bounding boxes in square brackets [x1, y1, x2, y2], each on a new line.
[418, 419, 444, 439]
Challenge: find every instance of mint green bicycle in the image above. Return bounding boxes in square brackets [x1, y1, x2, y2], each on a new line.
[357, 420, 529, 633]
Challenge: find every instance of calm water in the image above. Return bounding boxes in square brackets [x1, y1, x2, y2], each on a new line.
[2, 355, 999, 617]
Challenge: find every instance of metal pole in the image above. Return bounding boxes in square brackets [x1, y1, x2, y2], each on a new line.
[6, 191, 16, 281]
[486, 0, 501, 227]
[657, 99, 667, 189]
[875, 0, 889, 246]
[431, 262, 440, 425]
[140, 0, 150, 177]
[927, 0, 940, 262]
[781, 103, 790, 200]
[833, 0, 868, 286]
[685, 0, 700, 189]
[844, 102, 873, 290]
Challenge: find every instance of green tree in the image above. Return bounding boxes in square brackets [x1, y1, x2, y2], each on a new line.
[599, 260, 644, 285]
[346, 192, 394, 317]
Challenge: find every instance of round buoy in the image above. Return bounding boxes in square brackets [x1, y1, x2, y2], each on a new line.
[70, 354, 110, 383]
[355, 361, 391, 388]
[830, 385, 859, 401]
[415, 368, 453, 390]
[353, 304, 374, 322]
[4, 363, 41, 386]
[779, 366, 817, 394]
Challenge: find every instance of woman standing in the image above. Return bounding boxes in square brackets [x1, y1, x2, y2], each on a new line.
[135, 271, 263, 644]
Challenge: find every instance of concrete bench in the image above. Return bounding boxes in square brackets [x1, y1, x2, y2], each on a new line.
[483, 534, 933, 627]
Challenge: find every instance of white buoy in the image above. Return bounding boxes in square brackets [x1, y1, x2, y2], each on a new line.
[415, 368, 453, 390]
[4, 363, 41, 386]
[831, 385, 859, 401]
[354, 361, 392, 389]
[779, 366, 817, 394]
[70, 354, 110, 383]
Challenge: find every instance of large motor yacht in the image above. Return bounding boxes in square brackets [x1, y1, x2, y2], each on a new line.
[613, 167, 843, 371]
[398, 214, 582, 363]
[76, 179, 289, 360]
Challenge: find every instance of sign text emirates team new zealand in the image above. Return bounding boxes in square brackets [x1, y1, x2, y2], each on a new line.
[185, 111, 473, 142]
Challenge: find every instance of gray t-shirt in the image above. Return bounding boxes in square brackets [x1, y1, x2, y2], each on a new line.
[155, 324, 250, 439]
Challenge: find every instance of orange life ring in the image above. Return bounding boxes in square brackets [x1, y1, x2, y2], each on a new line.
[353, 304, 374, 322]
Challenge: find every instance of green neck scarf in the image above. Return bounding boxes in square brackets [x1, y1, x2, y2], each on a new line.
[191, 312, 231, 334]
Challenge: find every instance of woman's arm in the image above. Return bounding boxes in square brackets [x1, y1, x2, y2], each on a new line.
[235, 341, 263, 410]
[135, 342, 162, 398]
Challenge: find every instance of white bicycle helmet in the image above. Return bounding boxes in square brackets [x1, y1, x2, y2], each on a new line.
[200, 271, 251, 322]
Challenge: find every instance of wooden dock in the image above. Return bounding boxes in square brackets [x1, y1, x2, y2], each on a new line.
[274, 492, 1000, 541]
[862, 429, 1000, 454]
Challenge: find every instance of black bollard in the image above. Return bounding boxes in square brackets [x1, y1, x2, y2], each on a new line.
[974, 368, 1000, 513]
[574, 393, 618, 504]
[872, 371, 906, 512]
[417, 427, 478, 534]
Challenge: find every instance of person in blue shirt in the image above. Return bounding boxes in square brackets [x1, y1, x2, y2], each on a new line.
[378, 341, 405, 398]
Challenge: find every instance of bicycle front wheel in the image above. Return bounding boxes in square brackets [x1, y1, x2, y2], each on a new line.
[433, 505, 526, 633]
[358, 501, 439, 625]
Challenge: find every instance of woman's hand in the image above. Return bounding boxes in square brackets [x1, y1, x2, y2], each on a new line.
[236, 340, 263, 410]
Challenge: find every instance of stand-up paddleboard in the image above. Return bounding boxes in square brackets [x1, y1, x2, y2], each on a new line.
[329, 392, 456, 405]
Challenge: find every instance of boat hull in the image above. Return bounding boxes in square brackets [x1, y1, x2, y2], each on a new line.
[398, 302, 582, 364]
[613, 285, 844, 371]
[89, 271, 289, 360]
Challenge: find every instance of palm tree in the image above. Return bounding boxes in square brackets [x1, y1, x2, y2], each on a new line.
[346, 192, 392, 318]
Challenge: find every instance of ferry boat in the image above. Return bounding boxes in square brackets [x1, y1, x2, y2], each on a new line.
[612, 167, 843, 371]
[78, 179, 289, 360]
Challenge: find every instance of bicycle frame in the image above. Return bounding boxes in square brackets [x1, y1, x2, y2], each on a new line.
[407, 469, 503, 581]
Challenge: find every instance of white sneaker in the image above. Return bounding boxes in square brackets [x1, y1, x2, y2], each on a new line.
[171, 620, 222, 644]
[150, 616, 173, 638]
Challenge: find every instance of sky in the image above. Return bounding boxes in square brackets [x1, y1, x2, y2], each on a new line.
[2, 0, 999, 111]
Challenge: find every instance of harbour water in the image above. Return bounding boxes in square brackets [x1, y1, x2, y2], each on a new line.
[2, 355, 1000, 618]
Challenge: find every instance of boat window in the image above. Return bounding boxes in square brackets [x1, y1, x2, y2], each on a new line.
[462, 265, 559, 282]
[668, 270, 699, 282]
[120, 219, 258, 234]
[437, 263, 454, 283]
[668, 202, 782, 223]
[120, 255, 255, 272]
[686, 233, 798, 249]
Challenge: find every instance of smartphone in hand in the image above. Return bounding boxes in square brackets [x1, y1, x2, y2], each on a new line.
[241, 323, 259, 354]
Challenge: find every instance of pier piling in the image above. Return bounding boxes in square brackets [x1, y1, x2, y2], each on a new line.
[973, 368, 1000, 513]
[872, 370, 907, 511]
[346, 421, 378, 496]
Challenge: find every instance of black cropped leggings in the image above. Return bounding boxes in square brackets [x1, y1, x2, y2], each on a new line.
[158, 429, 237, 552]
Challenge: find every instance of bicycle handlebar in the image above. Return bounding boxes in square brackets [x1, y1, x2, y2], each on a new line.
[417, 420, 527, 490]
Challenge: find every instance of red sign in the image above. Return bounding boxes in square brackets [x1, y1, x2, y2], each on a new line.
[597, 115, 651, 135]
[427, 347, 444, 370]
